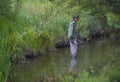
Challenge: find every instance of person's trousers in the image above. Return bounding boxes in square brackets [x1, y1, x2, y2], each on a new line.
[69, 39, 77, 57]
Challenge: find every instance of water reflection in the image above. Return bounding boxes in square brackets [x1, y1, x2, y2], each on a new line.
[70, 57, 78, 77]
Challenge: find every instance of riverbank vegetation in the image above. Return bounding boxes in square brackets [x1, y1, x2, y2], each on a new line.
[0, 0, 120, 82]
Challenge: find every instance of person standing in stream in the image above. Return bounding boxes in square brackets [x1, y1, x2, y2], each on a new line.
[68, 16, 79, 58]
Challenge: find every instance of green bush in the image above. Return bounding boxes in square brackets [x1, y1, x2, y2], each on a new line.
[107, 12, 120, 29]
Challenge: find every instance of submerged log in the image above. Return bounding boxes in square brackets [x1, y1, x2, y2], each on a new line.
[24, 48, 43, 59]
[55, 40, 69, 49]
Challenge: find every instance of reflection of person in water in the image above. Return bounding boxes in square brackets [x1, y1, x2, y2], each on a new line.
[70, 57, 78, 76]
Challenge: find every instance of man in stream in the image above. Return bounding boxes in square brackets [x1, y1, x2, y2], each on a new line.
[68, 16, 79, 58]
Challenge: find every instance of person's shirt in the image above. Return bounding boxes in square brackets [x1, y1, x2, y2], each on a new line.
[68, 21, 78, 39]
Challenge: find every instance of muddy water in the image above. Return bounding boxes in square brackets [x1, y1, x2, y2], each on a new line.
[10, 39, 120, 82]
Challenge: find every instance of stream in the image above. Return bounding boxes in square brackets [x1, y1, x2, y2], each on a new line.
[9, 38, 120, 82]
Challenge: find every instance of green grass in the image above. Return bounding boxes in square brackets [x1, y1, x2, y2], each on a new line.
[45, 66, 120, 82]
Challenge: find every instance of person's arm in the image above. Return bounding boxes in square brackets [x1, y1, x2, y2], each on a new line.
[68, 22, 73, 39]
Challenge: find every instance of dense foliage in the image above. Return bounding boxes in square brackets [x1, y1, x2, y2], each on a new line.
[0, 0, 120, 82]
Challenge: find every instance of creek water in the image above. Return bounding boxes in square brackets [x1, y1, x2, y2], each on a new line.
[10, 38, 120, 82]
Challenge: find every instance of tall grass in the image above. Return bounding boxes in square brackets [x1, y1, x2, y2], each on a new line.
[0, 18, 12, 82]
[0, 38, 10, 82]
[0, 1, 57, 81]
